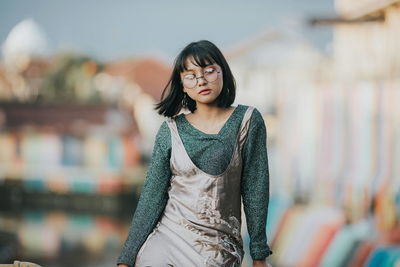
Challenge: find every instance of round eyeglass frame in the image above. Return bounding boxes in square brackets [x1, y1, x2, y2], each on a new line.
[181, 69, 221, 89]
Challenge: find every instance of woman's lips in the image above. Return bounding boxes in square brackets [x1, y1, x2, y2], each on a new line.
[199, 89, 211, 95]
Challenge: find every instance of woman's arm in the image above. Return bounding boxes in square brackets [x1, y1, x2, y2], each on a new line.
[241, 108, 273, 261]
[116, 121, 172, 267]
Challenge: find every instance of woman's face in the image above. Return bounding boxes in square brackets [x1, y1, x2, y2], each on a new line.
[180, 56, 223, 106]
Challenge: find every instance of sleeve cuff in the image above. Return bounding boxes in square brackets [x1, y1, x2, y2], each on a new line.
[251, 249, 273, 260]
[250, 242, 273, 260]
[116, 255, 134, 267]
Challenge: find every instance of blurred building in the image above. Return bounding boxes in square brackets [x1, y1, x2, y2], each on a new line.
[1, 19, 49, 71]
[227, 29, 330, 114]
[104, 57, 171, 153]
[263, 1, 400, 266]
[0, 19, 174, 219]
[333, 0, 400, 80]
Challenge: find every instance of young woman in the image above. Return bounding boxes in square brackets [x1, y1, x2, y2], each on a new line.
[117, 40, 273, 267]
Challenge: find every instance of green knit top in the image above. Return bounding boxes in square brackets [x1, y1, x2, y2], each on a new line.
[117, 104, 273, 266]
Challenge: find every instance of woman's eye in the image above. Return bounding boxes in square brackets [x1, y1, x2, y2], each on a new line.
[204, 67, 215, 74]
[184, 74, 195, 80]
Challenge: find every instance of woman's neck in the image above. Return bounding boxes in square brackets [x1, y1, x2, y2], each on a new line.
[192, 103, 227, 121]
[185, 103, 236, 133]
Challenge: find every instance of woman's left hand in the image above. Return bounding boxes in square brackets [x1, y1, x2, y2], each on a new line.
[253, 259, 272, 267]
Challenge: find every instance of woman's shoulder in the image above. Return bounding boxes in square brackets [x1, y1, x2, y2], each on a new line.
[236, 103, 258, 111]
[156, 119, 171, 139]
[163, 112, 185, 122]
[158, 113, 185, 135]
[236, 104, 262, 118]
[236, 104, 265, 128]
[158, 114, 181, 132]
[153, 120, 172, 152]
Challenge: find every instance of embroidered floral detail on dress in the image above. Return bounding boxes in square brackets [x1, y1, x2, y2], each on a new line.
[185, 192, 243, 266]
[190, 227, 243, 265]
[182, 222, 203, 236]
[196, 193, 222, 224]
[195, 237, 241, 267]
[220, 234, 244, 263]
[195, 193, 242, 241]
[225, 215, 241, 239]
[193, 239, 229, 256]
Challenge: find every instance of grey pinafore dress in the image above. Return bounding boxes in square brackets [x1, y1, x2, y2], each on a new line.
[135, 106, 255, 267]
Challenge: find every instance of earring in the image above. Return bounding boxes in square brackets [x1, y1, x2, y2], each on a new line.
[182, 93, 188, 108]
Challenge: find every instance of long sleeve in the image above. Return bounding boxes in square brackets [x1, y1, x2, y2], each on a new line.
[240, 108, 273, 260]
[117, 121, 172, 266]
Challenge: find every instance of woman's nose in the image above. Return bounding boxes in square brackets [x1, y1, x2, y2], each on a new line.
[197, 76, 207, 86]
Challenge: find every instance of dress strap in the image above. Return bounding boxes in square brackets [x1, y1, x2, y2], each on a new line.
[166, 116, 183, 151]
[166, 116, 192, 164]
[238, 106, 255, 153]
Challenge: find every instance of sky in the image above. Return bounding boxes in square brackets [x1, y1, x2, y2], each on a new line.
[0, 0, 335, 63]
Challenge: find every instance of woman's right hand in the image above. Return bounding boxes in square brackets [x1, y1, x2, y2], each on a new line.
[253, 259, 272, 267]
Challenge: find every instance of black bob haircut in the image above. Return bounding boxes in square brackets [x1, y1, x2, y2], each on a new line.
[154, 40, 236, 117]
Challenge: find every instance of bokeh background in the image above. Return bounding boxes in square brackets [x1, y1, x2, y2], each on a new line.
[0, 0, 399, 266]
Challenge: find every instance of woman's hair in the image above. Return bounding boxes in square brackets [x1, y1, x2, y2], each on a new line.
[154, 40, 236, 117]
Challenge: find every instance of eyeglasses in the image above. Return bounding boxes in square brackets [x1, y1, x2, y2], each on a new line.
[181, 67, 221, 89]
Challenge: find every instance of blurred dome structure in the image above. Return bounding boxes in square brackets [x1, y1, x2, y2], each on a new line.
[2, 18, 49, 71]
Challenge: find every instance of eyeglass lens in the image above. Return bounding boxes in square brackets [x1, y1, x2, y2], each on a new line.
[182, 68, 219, 89]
